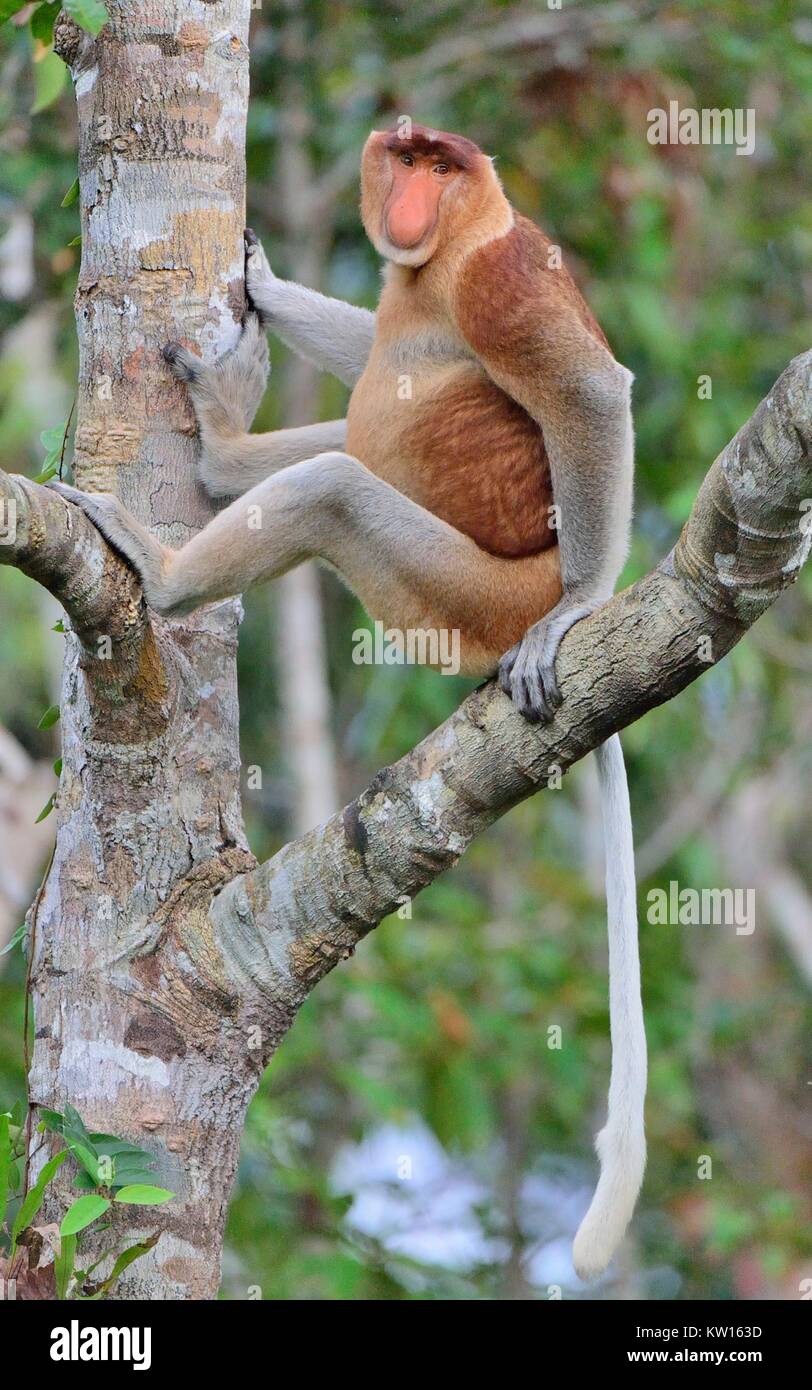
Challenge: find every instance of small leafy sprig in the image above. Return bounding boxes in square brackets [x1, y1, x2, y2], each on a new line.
[1, 1101, 173, 1299]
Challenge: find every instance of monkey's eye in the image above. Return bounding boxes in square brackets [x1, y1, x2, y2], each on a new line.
[399, 152, 415, 167]
[433, 163, 450, 176]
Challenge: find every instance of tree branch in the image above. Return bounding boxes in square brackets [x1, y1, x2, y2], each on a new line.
[0, 472, 169, 738]
[209, 349, 812, 1016]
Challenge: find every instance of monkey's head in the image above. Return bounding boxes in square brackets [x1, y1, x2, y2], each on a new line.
[361, 124, 507, 268]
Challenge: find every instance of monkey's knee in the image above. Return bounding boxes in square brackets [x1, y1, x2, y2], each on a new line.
[303, 450, 363, 504]
[284, 451, 367, 549]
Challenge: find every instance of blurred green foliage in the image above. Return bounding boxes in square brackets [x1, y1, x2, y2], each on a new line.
[1, 0, 811, 1299]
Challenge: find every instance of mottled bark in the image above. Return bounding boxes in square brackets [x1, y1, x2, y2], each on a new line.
[0, 0, 809, 1303]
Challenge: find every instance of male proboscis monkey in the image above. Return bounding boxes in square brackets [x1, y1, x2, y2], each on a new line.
[49, 124, 643, 1281]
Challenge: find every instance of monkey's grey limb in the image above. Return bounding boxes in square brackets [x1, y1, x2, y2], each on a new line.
[50, 452, 547, 656]
[164, 311, 269, 431]
[198, 417, 347, 499]
[497, 357, 635, 723]
[245, 230, 375, 388]
[197, 421, 349, 498]
[165, 316, 346, 497]
[499, 598, 598, 722]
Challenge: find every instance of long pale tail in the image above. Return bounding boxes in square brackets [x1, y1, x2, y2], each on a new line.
[572, 732, 647, 1280]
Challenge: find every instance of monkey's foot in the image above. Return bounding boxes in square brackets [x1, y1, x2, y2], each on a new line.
[244, 228, 277, 324]
[47, 481, 175, 614]
[499, 602, 597, 722]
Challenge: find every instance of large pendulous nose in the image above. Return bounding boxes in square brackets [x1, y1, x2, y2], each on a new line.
[386, 173, 437, 248]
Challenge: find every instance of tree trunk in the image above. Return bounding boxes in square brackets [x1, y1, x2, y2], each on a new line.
[30, 0, 256, 1301]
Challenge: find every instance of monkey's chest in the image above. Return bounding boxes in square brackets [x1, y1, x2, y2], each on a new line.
[346, 361, 556, 559]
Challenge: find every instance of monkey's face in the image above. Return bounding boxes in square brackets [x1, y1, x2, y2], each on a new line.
[361, 126, 488, 268]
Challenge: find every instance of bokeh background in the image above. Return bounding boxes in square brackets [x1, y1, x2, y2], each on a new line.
[1, 0, 811, 1299]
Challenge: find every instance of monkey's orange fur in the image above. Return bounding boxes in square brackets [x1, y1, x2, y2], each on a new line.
[345, 125, 623, 674]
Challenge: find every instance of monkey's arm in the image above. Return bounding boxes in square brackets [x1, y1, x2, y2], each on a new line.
[245, 231, 375, 388]
[458, 295, 634, 721]
[163, 315, 345, 497]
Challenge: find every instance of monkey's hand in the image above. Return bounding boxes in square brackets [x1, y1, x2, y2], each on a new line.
[244, 227, 280, 326]
[163, 314, 270, 499]
[163, 312, 269, 435]
[46, 482, 180, 616]
[498, 598, 599, 723]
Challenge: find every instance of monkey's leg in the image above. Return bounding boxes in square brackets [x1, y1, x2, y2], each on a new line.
[49, 454, 561, 659]
[165, 315, 346, 498]
[245, 230, 375, 388]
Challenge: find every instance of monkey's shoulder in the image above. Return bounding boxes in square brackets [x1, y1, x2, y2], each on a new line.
[453, 213, 611, 359]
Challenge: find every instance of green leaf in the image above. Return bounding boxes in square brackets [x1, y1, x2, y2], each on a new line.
[89, 1137, 153, 1159]
[33, 459, 59, 484]
[60, 1193, 111, 1236]
[0, 2, 28, 22]
[88, 1136, 159, 1189]
[40, 422, 66, 452]
[53, 757, 63, 776]
[86, 1232, 160, 1297]
[0, 1114, 11, 1234]
[60, 177, 80, 208]
[71, 1169, 98, 1191]
[55, 1232, 76, 1299]
[36, 1107, 64, 1134]
[63, 0, 108, 38]
[31, 3, 58, 48]
[113, 1184, 173, 1206]
[57, 1108, 102, 1183]
[66, 1140, 100, 1185]
[35, 794, 55, 824]
[11, 1148, 67, 1245]
[110, 1165, 158, 1189]
[52, 620, 65, 633]
[37, 704, 60, 730]
[0, 923, 25, 956]
[62, 1105, 91, 1140]
[67, 234, 81, 247]
[32, 47, 66, 113]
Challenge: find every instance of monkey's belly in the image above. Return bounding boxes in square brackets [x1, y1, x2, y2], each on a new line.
[347, 369, 556, 558]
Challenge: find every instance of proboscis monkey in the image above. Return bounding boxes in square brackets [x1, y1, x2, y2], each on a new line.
[49, 124, 643, 1281]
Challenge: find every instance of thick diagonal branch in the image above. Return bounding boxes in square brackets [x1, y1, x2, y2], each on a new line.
[209, 349, 812, 1018]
